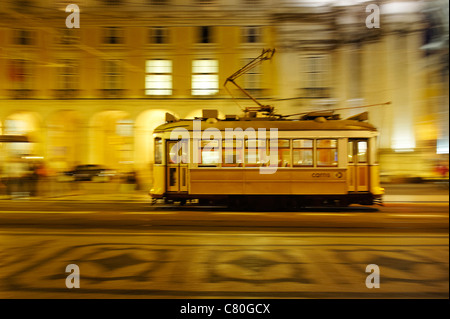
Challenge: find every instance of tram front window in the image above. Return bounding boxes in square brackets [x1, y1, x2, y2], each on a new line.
[154, 138, 162, 164]
[168, 140, 189, 164]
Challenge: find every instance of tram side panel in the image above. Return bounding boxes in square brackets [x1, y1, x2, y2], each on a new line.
[150, 133, 383, 205]
[189, 168, 348, 195]
[151, 164, 166, 198]
[188, 135, 349, 197]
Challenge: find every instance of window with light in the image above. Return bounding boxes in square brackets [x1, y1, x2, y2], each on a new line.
[192, 59, 219, 96]
[145, 60, 173, 96]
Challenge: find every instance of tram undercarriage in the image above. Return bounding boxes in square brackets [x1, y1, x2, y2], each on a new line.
[152, 193, 379, 209]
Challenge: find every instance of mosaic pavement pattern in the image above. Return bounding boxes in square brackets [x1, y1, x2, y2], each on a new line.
[0, 231, 448, 298]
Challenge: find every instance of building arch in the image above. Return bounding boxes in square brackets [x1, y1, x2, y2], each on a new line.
[3, 111, 43, 158]
[89, 110, 133, 172]
[46, 110, 82, 170]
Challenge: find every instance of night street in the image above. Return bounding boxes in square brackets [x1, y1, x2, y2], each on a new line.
[0, 0, 448, 307]
[0, 198, 447, 299]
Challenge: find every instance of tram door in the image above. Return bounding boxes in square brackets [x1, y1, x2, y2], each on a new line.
[166, 140, 189, 193]
[347, 139, 369, 192]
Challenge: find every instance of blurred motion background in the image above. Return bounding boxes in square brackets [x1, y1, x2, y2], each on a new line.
[0, 0, 448, 197]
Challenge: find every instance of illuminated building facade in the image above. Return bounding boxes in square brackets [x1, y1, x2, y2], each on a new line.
[0, 0, 448, 188]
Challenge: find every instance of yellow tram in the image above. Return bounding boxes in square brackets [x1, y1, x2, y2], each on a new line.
[149, 110, 384, 207]
[149, 49, 384, 208]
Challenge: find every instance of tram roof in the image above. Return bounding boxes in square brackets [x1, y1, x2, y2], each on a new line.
[153, 118, 377, 133]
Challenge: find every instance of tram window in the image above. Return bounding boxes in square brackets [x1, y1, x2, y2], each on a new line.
[154, 138, 162, 164]
[278, 139, 290, 167]
[180, 140, 189, 163]
[317, 139, 337, 148]
[347, 140, 354, 163]
[293, 139, 313, 148]
[168, 141, 178, 164]
[169, 168, 176, 186]
[293, 139, 313, 167]
[245, 139, 266, 167]
[222, 139, 243, 167]
[357, 141, 367, 163]
[168, 140, 189, 164]
[316, 139, 338, 167]
[374, 137, 379, 164]
[199, 139, 220, 166]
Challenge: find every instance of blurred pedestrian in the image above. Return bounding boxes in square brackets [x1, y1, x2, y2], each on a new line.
[4, 157, 28, 199]
[46, 160, 58, 197]
[22, 159, 34, 198]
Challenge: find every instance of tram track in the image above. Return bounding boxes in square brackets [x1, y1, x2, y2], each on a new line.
[0, 207, 447, 232]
